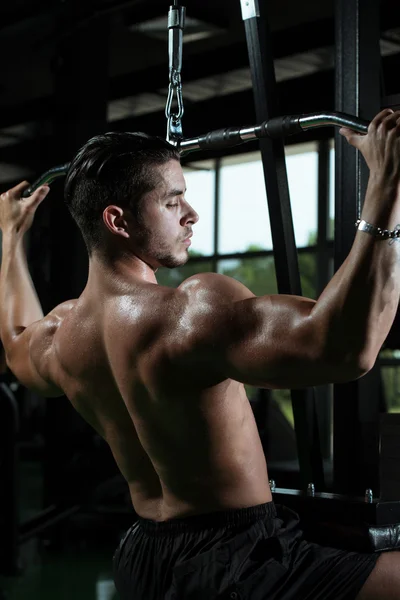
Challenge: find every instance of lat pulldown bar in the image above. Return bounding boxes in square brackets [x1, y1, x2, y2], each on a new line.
[22, 111, 369, 197]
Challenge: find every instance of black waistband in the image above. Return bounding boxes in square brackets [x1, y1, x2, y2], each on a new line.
[136, 502, 276, 536]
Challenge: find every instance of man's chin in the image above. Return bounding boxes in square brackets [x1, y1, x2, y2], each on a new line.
[160, 252, 190, 269]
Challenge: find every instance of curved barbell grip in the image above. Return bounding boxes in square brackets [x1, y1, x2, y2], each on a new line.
[21, 164, 70, 198]
[298, 111, 369, 133]
[21, 112, 370, 196]
[258, 111, 369, 139]
[253, 111, 369, 139]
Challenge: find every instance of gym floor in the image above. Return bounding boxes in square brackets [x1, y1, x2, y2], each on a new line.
[0, 460, 121, 600]
[1, 546, 119, 600]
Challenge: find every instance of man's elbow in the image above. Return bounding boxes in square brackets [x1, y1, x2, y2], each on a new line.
[332, 351, 375, 382]
[317, 345, 375, 383]
[354, 351, 376, 379]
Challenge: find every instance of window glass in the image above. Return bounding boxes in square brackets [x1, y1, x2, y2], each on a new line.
[183, 165, 215, 257]
[219, 155, 272, 254]
[285, 144, 318, 248]
[219, 145, 319, 255]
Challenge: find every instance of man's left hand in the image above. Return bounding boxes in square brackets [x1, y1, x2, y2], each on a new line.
[0, 181, 50, 238]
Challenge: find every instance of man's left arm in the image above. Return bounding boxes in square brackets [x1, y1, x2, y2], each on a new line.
[0, 182, 63, 397]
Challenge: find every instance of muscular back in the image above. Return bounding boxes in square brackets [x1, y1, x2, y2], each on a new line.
[49, 274, 272, 521]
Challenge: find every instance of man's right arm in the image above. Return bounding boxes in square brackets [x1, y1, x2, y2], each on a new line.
[178, 110, 400, 390]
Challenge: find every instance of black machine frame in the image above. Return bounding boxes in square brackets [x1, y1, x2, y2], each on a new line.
[332, 0, 383, 497]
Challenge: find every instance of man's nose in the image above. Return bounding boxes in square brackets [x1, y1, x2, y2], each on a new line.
[181, 203, 199, 225]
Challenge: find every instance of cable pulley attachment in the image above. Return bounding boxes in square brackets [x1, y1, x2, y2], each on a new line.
[165, 4, 186, 145]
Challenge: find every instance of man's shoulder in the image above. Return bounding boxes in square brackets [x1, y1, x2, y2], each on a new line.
[161, 273, 256, 353]
[46, 299, 78, 322]
[31, 300, 79, 384]
[27, 300, 78, 355]
[177, 272, 255, 304]
[104, 275, 254, 359]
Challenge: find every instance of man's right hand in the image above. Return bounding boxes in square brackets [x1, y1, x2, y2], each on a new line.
[339, 109, 400, 180]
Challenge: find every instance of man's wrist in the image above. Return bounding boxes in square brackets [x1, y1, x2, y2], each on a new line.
[362, 176, 400, 228]
[367, 172, 400, 199]
[1, 230, 25, 252]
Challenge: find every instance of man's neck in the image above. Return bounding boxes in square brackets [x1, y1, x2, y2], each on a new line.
[85, 251, 158, 294]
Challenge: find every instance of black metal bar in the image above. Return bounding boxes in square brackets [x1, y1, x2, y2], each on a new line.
[240, 0, 324, 490]
[315, 140, 332, 461]
[212, 158, 221, 273]
[21, 112, 369, 198]
[317, 140, 331, 295]
[333, 0, 382, 496]
[0, 383, 20, 576]
[271, 487, 400, 527]
[185, 244, 327, 265]
[379, 358, 400, 367]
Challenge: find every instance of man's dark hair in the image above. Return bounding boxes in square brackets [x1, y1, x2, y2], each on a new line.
[64, 131, 180, 253]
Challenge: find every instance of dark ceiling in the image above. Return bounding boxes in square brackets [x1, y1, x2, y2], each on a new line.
[0, 0, 399, 188]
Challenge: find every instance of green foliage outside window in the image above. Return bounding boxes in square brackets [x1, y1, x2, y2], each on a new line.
[218, 253, 278, 296]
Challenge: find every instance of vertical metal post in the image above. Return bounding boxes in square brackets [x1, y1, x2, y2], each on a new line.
[317, 140, 331, 296]
[333, 0, 382, 495]
[316, 140, 332, 460]
[240, 0, 324, 489]
[0, 382, 20, 575]
[213, 158, 221, 273]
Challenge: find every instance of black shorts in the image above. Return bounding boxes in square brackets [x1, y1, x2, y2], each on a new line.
[113, 502, 379, 600]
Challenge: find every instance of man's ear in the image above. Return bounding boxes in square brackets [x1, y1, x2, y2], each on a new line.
[103, 205, 130, 239]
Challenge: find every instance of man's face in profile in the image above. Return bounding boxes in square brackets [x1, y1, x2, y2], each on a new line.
[131, 160, 199, 270]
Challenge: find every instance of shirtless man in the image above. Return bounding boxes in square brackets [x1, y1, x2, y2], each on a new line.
[1, 110, 400, 599]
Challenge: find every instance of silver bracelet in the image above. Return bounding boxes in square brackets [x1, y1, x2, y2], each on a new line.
[355, 219, 400, 240]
